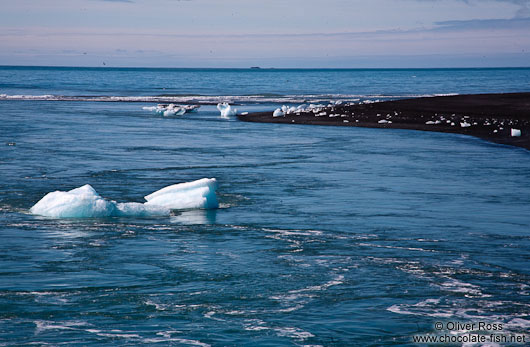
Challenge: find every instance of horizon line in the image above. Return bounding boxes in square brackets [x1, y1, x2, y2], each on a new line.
[2, 64, 530, 70]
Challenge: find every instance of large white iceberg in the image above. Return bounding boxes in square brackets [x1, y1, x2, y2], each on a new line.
[30, 178, 219, 218]
[216, 102, 237, 117]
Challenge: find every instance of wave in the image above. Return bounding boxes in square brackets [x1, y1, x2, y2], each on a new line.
[0, 93, 457, 104]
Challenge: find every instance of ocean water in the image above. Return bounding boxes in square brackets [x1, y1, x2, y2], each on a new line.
[1, 67, 529, 346]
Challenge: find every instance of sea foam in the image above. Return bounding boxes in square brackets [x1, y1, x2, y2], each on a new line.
[30, 178, 219, 218]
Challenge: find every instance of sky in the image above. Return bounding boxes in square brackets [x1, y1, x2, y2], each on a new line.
[0, 0, 529, 68]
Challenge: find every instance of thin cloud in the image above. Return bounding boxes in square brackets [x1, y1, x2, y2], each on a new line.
[434, 16, 530, 30]
[410, 0, 530, 18]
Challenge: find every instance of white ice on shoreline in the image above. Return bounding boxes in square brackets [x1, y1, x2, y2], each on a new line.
[273, 108, 284, 117]
[217, 103, 237, 117]
[511, 128, 522, 137]
[30, 178, 219, 218]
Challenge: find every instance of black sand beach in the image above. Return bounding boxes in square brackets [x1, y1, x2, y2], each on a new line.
[238, 93, 530, 150]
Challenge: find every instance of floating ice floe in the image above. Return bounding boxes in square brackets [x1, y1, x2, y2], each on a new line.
[143, 104, 200, 116]
[30, 178, 219, 218]
[511, 128, 522, 137]
[217, 103, 238, 117]
[460, 122, 471, 128]
[378, 119, 392, 124]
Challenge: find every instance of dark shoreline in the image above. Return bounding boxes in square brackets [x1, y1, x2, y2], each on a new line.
[237, 93, 530, 150]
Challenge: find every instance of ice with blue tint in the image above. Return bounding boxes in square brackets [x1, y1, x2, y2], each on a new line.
[273, 108, 284, 117]
[217, 102, 237, 117]
[144, 178, 219, 210]
[142, 104, 186, 116]
[30, 178, 219, 218]
[29, 185, 117, 218]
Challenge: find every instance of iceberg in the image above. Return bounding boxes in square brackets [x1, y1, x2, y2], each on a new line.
[30, 178, 219, 218]
[217, 102, 237, 117]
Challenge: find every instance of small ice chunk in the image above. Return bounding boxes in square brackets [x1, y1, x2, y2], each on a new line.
[158, 104, 186, 116]
[273, 108, 284, 117]
[183, 105, 200, 113]
[378, 119, 390, 124]
[425, 121, 435, 125]
[143, 104, 198, 116]
[343, 120, 349, 123]
[460, 122, 471, 128]
[164, 107, 186, 117]
[241, 112, 249, 115]
[217, 103, 238, 117]
[511, 128, 522, 137]
[280, 105, 297, 114]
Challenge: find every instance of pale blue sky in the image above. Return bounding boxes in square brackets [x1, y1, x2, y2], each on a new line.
[0, 0, 529, 67]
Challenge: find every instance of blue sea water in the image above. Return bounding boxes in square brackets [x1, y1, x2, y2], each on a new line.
[1, 66, 529, 346]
